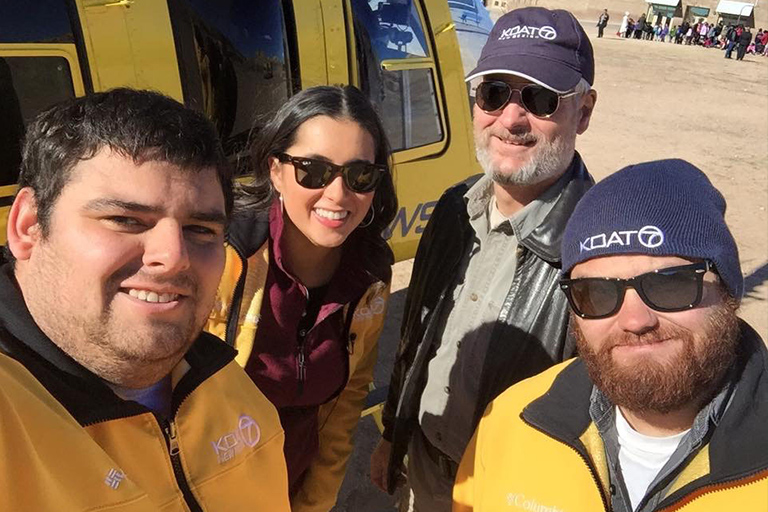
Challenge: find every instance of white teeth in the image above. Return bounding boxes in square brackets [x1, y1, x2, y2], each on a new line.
[126, 289, 179, 303]
[315, 208, 348, 220]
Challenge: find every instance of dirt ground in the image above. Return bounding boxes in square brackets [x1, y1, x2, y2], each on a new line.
[331, 29, 768, 512]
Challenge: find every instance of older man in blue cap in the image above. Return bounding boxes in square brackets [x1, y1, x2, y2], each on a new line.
[371, 7, 599, 511]
[455, 159, 768, 512]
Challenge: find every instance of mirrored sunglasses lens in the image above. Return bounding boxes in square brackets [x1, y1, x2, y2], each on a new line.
[477, 82, 511, 112]
[346, 164, 379, 192]
[641, 270, 700, 310]
[521, 86, 559, 116]
[296, 160, 333, 189]
[571, 280, 620, 317]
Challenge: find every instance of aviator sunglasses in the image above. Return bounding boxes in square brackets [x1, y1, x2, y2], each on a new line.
[275, 153, 386, 193]
[475, 81, 579, 118]
[559, 261, 714, 319]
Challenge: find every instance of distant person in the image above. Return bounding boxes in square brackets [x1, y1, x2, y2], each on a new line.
[0, 88, 290, 511]
[644, 20, 655, 40]
[698, 20, 709, 44]
[737, 26, 752, 60]
[691, 21, 700, 44]
[597, 9, 610, 38]
[705, 23, 718, 46]
[685, 25, 694, 46]
[634, 14, 646, 39]
[454, 159, 768, 512]
[725, 24, 739, 58]
[750, 28, 764, 53]
[619, 11, 630, 37]
[626, 16, 635, 38]
[661, 23, 670, 42]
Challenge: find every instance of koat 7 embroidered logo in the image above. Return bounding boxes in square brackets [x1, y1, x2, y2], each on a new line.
[211, 414, 261, 464]
[499, 25, 558, 41]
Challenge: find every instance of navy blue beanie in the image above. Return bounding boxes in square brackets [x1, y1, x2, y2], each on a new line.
[561, 159, 743, 300]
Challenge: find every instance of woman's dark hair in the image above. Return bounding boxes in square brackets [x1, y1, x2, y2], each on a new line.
[240, 85, 397, 264]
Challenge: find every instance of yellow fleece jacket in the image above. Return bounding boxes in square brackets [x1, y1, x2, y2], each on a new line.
[207, 242, 390, 512]
[0, 348, 290, 512]
[454, 359, 768, 512]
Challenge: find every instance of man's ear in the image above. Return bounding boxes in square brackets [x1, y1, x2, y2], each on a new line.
[576, 89, 598, 135]
[7, 188, 42, 261]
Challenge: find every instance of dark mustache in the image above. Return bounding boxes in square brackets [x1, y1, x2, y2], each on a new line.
[487, 127, 538, 145]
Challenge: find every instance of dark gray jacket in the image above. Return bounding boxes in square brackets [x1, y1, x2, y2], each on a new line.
[381, 154, 593, 493]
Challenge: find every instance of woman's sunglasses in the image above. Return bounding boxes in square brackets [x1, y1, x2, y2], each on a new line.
[559, 261, 714, 319]
[275, 153, 386, 193]
[475, 81, 579, 118]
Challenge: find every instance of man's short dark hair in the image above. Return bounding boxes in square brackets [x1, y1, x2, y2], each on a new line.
[4, 88, 232, 262]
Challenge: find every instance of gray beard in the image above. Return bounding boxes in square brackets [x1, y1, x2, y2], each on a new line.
[476, 133, 573, 187]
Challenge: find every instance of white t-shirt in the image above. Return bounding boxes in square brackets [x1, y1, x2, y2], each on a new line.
[615, 407, 690, 511]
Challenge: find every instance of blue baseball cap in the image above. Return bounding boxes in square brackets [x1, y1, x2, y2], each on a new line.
[466, 7, 595, 93]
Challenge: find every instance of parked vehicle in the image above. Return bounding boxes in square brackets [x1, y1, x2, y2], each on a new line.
[0, 0, 483, 261]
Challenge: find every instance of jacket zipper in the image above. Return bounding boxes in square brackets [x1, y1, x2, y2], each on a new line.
[655, 469, 768, 512]
[297, 342, 307, 395]
[294, 278, 345, 397]
[521, 415, 611, 512]
[163, 419, 204, 512]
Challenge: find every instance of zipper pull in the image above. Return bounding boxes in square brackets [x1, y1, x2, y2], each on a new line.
[165, 421, 180, 456]
[297, 348, 306, 395]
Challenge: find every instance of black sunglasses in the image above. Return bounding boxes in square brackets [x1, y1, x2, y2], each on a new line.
[275, 153, 386, 193]
[559, 261, 714, 319]
[475, 81, 579, 118]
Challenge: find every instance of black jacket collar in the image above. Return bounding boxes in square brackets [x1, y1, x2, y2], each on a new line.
[0, 264, 236, 425]
[226, 209, 271, 259]
[521, 153, 593, 264]
[451, 152, 593, 265]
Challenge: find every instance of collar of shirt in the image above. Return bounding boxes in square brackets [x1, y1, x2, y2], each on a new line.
[588, 375, 736, 512]
[109, 375, 172, 419]
[464, 170, 572, 238]
[589, 374, 736, 448]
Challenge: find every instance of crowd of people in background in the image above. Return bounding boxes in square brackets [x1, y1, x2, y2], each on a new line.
[617, 10, 768, 58]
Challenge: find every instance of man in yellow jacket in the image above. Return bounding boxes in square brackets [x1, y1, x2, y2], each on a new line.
[0, 89, 290, 511]
[454, 160, 767, 512]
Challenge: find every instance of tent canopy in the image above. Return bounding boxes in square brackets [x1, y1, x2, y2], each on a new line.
[645, 0, 680, 6]
[715, 0, 754, 16]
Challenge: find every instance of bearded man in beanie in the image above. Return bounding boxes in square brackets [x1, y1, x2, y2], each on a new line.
[370, 7, 598, 511]
[454, 159, 768, 512]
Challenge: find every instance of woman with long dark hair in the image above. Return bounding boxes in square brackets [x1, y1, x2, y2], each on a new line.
[207, 85, 397, 510]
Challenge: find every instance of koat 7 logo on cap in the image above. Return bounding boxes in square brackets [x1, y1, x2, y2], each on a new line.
[499, 25, 558, 41]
